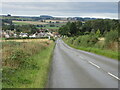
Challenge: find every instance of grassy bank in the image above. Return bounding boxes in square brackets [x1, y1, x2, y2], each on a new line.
[2, 40, 55, 88]
[63, 38, 118, 60]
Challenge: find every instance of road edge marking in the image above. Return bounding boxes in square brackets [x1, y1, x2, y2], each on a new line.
[88, 61, 100, 69]
[108, 72, 120, 80]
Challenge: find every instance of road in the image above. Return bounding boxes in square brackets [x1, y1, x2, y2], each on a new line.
[48, 38, 119, 88]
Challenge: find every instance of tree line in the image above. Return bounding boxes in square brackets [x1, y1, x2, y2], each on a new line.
[59, 19, 119, 37]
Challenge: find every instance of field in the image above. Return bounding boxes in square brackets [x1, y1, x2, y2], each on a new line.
[45, 20, 68, 23]
[13, 20, 66, 30]
[2, 39, 55, 88]
[2, 39, 49, 42]
[13, 21, 48, 25]
[0, 16, 33, 21]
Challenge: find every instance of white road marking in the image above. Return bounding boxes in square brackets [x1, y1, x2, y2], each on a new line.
[108, 72, 120, 80]
[76, 54, 85, 60]
[79, 56, 85, 59]
[88, 61, 100, 69]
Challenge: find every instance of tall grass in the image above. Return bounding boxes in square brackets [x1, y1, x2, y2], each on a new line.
[2, 40, 55, 88]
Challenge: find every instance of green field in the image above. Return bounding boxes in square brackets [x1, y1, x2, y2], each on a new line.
[12, 20, 66, 30]
[13, 22, 30, 25]
[0, 16, 33, 21]
[13, 21, 48, 25]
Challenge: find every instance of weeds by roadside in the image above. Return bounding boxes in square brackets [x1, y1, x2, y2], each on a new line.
[2, 40, 55, 88]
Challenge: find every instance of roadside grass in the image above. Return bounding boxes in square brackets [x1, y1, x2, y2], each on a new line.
[27, 43, 54, 88]
[63, 39, 118, 60]
[2, 40, 55, 88]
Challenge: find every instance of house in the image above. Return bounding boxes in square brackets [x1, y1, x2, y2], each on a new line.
[29, 34, 36, 38]
[19, 32, 28, 37]
[37, 32, 45, 37]
[2, 30, 10, 38]
[5, 34, 10, 38]
[47, 32, 54, 37]
[14, 33, 17, 37]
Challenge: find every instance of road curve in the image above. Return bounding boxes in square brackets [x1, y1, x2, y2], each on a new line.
[48, 38, 119, 88]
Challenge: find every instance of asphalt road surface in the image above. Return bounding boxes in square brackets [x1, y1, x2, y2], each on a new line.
[48, 38, 119, 88]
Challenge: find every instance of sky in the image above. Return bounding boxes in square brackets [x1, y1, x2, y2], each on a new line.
[1, 1, 119, 19]
[1, 0, 120, 2]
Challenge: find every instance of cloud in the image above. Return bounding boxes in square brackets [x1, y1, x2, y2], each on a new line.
[2, 2, 118, 19]
[1, 0, 120, 2]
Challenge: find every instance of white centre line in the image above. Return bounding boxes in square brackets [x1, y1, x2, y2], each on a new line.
[88, 61, 100, 69]
[108, 72, 120, 80]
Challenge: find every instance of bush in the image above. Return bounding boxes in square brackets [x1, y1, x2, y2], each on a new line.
[94, 41, 105, 49]
[105, 30, 118, 44]
[67, 37, 75, 44]
[50, 37, 55, 42]
[66, 35, 98, 47]
[79, 35, 98, 47]
[89, 35, 98, 45]
[105, 30, 118, 50]
[80, 35, 90, 47]
[73, 36, 81, 46]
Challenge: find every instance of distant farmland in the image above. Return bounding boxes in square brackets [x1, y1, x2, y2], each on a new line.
[13, 20, 68, 25]
[45, 20, 68, 23]
[13, 20, 66, 30]
[13, 21, 48, 25]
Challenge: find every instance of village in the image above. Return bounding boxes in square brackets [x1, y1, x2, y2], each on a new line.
[1, 29, 59, 39]
[0, 14, 97, 40]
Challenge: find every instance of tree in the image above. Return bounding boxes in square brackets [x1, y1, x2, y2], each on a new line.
[69, 22, 77, 36]
[58, 25, 70, 36]
[96, 29, 101, 37]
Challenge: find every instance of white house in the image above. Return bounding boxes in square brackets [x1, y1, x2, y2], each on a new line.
[19, 32, 28, 37]
[29, 34, 36, 38]
[14, 34, 17, 37]
[5, 34, 10, 38]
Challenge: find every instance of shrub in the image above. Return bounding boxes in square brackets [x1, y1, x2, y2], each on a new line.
[67, 37, 75, 44]
[77, 35, 98, 47]
[105, 30, 118, 44]
[89, 35, 98, 45]
[73, 36, 81, 46]
[105, 30, 118, 50]
[80, 35, 91, 47]
[69, 35, 98, 47]
[94, 41, 105, 49]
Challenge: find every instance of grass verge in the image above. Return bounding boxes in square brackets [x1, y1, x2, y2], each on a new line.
[63, 39, 118, 60]
[2, 41, 55, 88]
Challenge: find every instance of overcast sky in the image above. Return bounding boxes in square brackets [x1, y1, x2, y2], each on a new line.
[1, 0, 120, 2]
[1, 2, 119, 19]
